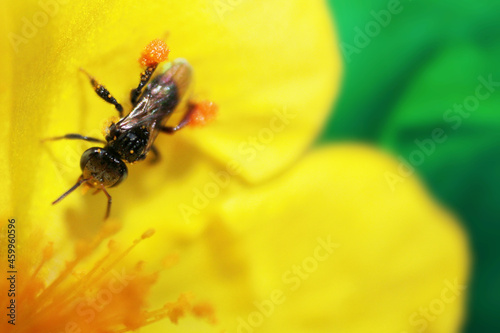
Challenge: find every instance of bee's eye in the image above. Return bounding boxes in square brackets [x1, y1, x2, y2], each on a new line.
[80, 147, 101, 171]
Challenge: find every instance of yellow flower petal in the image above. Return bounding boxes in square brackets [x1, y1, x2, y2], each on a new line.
[0, 9, 12, 222]
[2, 1, 342, 330]
[183, 1, 342, 183]
[3, 0, 340, 234]
[145, 145, 469, 332]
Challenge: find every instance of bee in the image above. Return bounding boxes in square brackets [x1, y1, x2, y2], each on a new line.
[45, 39, 217, 219]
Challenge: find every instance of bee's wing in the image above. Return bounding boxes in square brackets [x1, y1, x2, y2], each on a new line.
[121, 60, 194, 129]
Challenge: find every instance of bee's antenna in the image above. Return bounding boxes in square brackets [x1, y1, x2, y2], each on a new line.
[52, 176, 88, 205]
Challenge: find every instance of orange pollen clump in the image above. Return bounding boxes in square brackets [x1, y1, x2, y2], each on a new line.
[189, 100, 218, 127]
[139, 39, 170, 67]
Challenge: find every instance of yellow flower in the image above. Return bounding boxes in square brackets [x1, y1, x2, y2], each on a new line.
[1, 1, 469, 332]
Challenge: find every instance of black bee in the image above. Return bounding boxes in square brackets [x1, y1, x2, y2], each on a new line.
[45, 41, 210, 219]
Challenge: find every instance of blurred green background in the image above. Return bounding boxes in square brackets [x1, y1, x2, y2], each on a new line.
[321, 0, 500, 332]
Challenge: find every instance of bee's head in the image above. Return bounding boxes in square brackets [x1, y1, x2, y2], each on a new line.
[80, 147, 128, 187]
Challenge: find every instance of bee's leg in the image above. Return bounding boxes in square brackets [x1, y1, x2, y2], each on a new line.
[42, 134, 106, 144]
[130, 64, 158, 106]
[131, 39, 170, 105]
[159, 103, 196, 134]
[100, 185, 112, 220]
[161, 100, 217, 134]
[80, 68, 124, 117]
[149, 145, 161, 164]
[159, 122, 188, 134]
